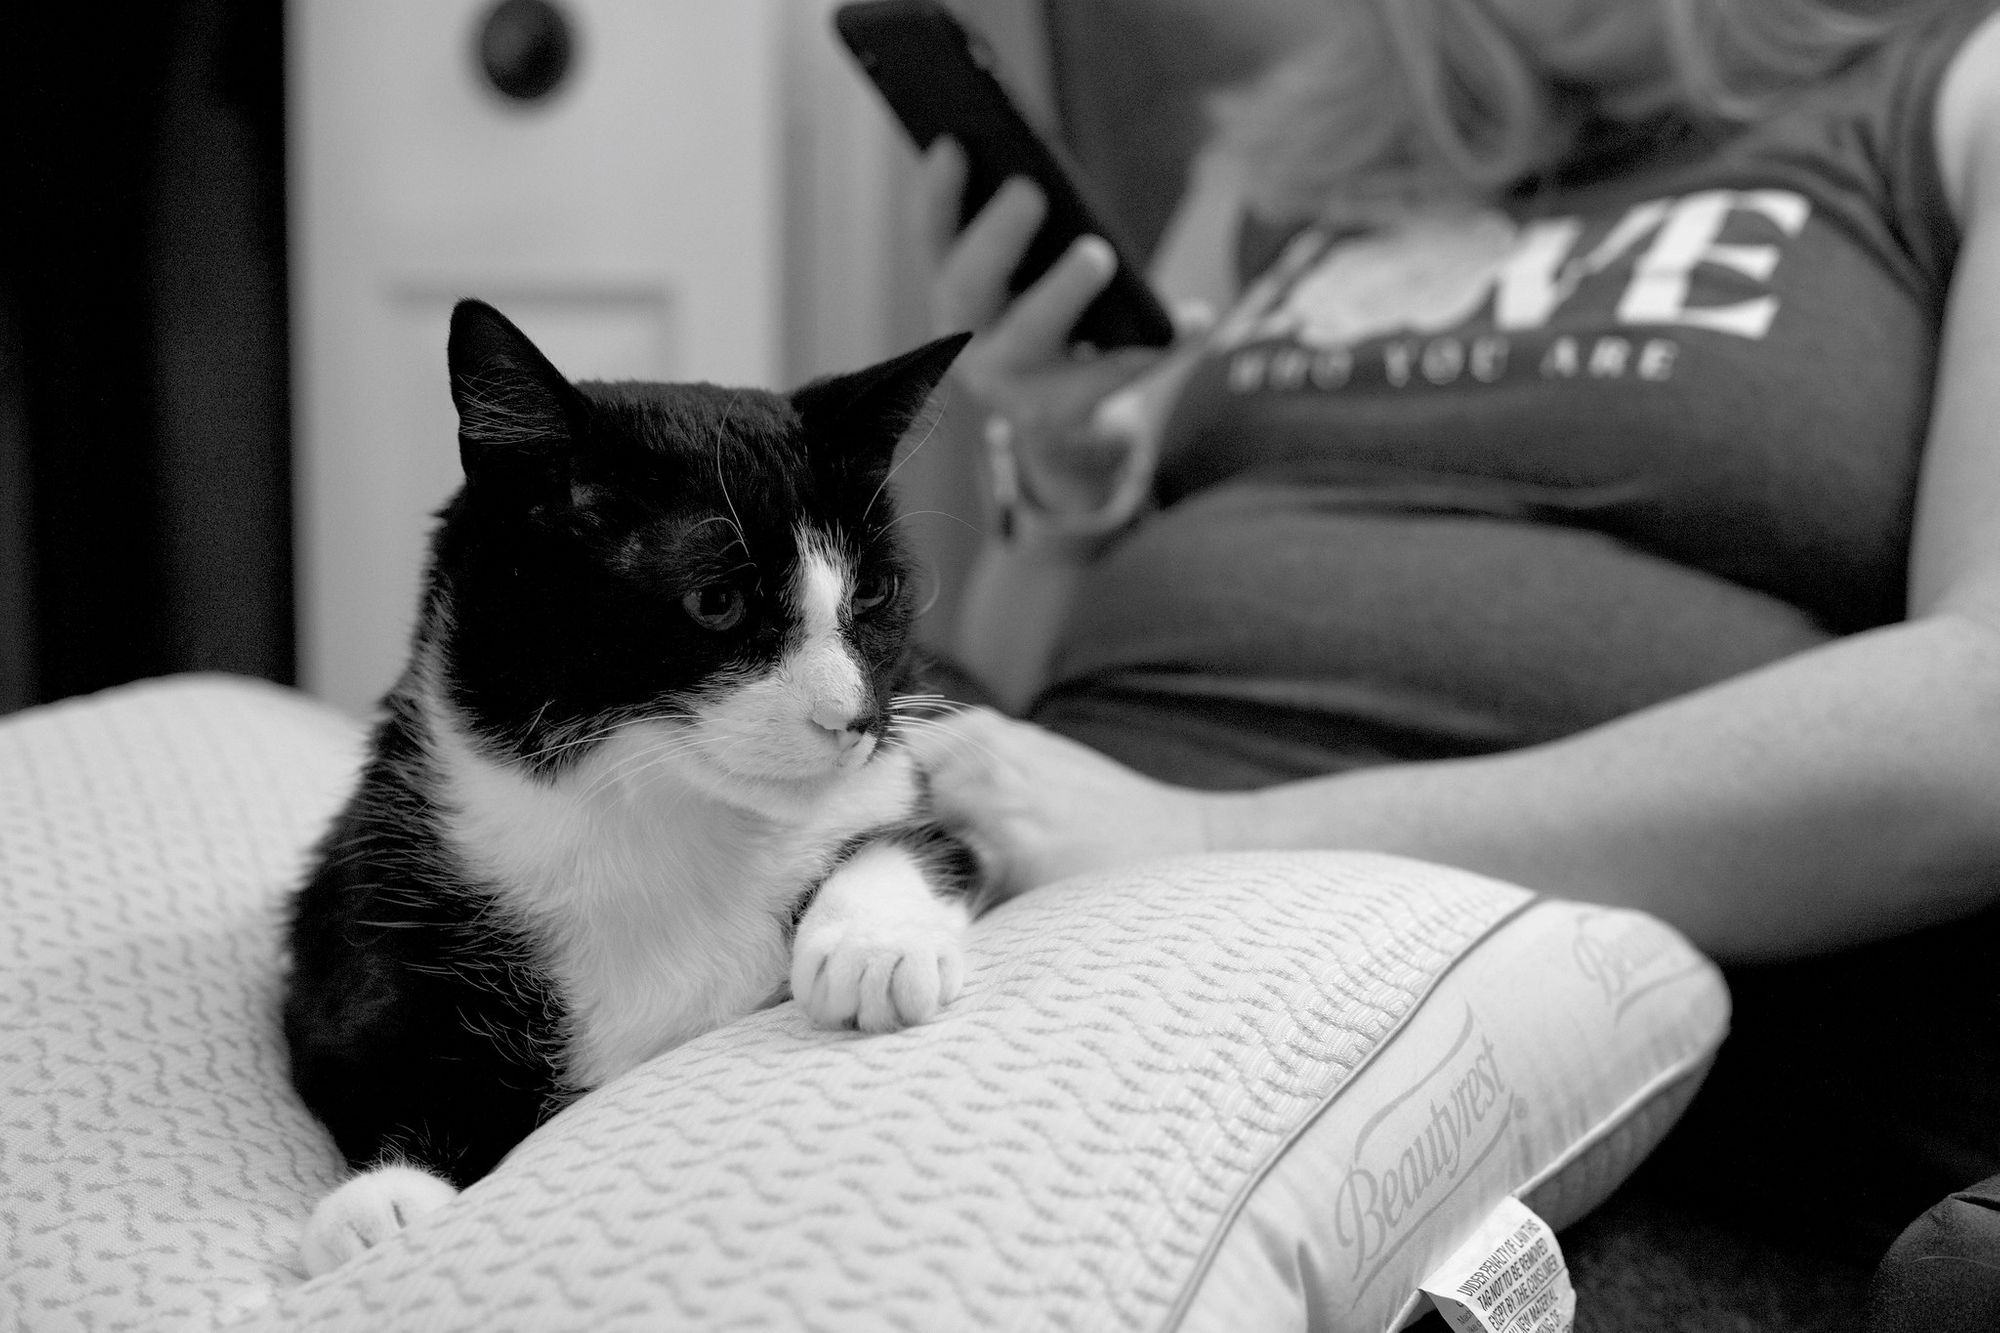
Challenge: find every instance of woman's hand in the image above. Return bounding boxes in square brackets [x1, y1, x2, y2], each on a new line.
[920, 139, 1174, 515]
[912, 706, 1214, 901]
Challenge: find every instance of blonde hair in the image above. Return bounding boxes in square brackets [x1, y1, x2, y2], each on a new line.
[1219, 0, 1913, 224]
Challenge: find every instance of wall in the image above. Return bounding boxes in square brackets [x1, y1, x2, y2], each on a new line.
[290, 0, 1031, 715]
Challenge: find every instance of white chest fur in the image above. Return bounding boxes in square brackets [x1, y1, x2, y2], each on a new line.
[431, 712, 921, 1088]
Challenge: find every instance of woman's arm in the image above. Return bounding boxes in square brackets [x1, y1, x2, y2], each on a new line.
[922, 141, 1230, 711]
[951, 530, 1096, 715]
[1208, 615, 2000, 961]
[919, 21, 2000, 963]
[923, 603, 2000, 962]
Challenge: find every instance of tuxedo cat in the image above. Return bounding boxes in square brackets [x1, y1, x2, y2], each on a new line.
[284, 300, 979, 1275]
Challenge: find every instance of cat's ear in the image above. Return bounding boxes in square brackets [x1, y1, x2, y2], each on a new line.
[789, 332, 972, 464]
[447, 299, 581, 482]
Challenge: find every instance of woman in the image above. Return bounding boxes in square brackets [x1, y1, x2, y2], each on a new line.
[917, 0, 2000, 964]
[915, 0, 2000, 1278]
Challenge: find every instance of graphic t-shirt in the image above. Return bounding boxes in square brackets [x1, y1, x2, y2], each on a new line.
[1034, 4, 1995, 788]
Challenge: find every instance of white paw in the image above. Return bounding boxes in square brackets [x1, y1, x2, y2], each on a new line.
[299, 1164, 459, 1277]
[793, 915, 965, 1033]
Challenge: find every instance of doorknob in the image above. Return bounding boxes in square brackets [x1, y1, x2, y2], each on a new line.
[476, 0, 574, 104]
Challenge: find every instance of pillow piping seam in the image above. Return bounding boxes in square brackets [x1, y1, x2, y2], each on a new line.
[1157, 886, 1543, 1332]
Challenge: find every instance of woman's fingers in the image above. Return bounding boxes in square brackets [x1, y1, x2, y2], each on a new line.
[924, 147, 1126, 364]
[1170, 297, 1217, 339]
[911, 707, 1213, 901]
[985, 235, 1117, 368]
[915, 137, 968, 262]
[951, 236, 1125, 413]
[917, 138, 1170, 464]
[931, 175, 1047, 336]
[907, 708, 1015, 887]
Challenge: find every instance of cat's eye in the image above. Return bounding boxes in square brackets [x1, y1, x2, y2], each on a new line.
[850, 571, 896, 616]
[682, 583, 747, 632]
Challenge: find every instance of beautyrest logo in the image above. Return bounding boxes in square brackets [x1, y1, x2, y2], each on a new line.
[1573, 913, 1705, 1020]
[1334, 1005, 1520, 1291]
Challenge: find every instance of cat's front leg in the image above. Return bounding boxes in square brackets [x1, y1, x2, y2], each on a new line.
[792, 835, 974, 1032]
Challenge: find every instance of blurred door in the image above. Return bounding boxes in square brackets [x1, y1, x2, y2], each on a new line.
[292, 0, 787, 716]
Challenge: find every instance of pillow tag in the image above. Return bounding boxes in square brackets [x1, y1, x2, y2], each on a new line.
[1418, 1196, 1575, 1332]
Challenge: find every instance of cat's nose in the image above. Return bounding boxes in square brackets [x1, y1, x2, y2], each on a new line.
[810, 701, 877, 743]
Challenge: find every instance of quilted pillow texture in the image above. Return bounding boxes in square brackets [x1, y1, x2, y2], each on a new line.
[0, 677, 1727, 1332]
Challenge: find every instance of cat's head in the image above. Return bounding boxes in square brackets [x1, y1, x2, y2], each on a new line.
[420, 298, 967, 796]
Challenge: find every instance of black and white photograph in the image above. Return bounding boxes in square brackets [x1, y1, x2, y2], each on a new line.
[5, 2, 1999, 1330]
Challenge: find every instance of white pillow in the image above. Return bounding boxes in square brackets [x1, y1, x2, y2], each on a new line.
[0, 677, 360, 1332]
[0, 676, 1727, 1332]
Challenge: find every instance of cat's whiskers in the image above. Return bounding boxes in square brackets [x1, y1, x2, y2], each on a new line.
[712, 391, 751, 556]
[889, 691, 960, 712]
[521, 718, 633, 770]
[887, 711, 973, 738]
[865, 401, 946, 527]
[584, 747, 704, 811]
[914, 574, 942, 619]
[579, 724, 715, 806]
[686, 514, 750, 559]
[887, 698, 963, 733]
[572, 726, 710, 806]
[890, 714, 1008, 768]
[869, 507, 981, 545]
[861, 514, 968, 618]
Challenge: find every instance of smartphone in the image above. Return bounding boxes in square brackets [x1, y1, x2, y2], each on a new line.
[833, 0, 1177, 349]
